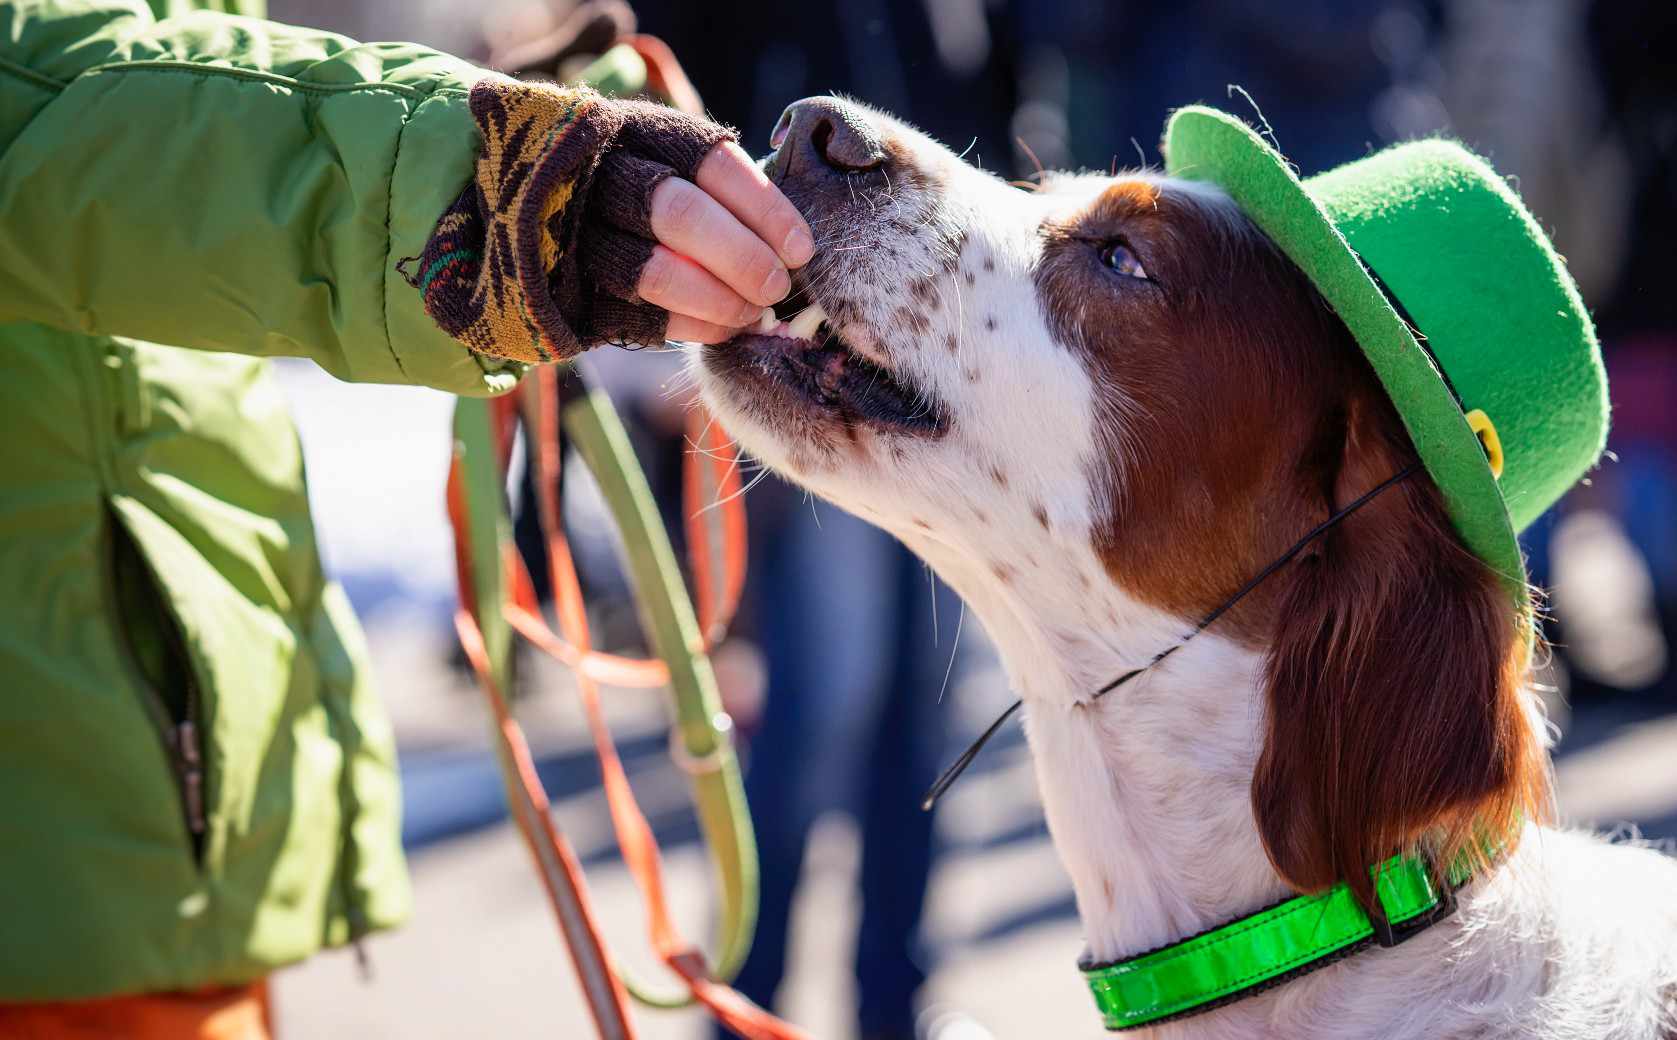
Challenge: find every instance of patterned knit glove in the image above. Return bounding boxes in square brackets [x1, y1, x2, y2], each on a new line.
[404, 80, 735, 363]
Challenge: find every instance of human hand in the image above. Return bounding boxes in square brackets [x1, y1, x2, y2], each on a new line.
[411, 84, 811, 362]
[576, 102, 813, 346]
[636, 140, 813, 343]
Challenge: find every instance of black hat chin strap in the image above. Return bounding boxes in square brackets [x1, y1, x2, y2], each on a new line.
[919, 462, 1419, 812]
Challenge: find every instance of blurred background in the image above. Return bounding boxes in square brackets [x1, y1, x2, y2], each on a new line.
[265, 0, 1677, 1036]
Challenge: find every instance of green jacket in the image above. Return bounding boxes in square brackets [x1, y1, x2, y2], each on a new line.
[0, 0, 630, 1000]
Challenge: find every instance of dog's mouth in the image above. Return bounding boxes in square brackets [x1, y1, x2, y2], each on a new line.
[707, 294, 946, 435]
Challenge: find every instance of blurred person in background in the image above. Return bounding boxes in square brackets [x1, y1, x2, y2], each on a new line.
[732, 497, 966, 1040]
[0, 1, 811, 1036]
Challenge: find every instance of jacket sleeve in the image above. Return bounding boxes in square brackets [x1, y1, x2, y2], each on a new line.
[0, 0, 526, 396]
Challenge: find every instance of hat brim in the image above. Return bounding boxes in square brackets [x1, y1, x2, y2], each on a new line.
[1163, 106, 1527, 608]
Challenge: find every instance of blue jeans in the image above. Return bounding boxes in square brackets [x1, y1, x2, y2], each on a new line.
[722, 501, 960, 1037]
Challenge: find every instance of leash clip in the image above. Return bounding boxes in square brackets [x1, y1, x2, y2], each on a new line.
[1371, 849, 1458, 948]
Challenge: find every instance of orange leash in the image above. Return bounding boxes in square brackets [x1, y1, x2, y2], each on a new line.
[683, 407, 749, 647]
[448, 405, 636, 1040]
[449, 368, 809, 1039]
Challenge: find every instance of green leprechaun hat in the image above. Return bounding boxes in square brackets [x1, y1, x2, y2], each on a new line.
[1163, 106, 1608, 607]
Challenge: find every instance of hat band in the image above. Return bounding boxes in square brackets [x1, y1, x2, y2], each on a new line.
[1358, 256, 1510, 481]
[1358, 257, 1465, 410]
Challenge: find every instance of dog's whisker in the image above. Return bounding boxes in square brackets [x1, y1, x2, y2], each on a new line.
[936, 601, 965, 704]
[696, 464, 774, 516]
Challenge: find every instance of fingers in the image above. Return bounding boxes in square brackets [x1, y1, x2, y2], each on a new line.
[695, 141, 814, 268]
[589, 124, 813, 347]
[638, 245, 763, 329]
[666, 314, 737, 344]
[649, 175, 791, 308]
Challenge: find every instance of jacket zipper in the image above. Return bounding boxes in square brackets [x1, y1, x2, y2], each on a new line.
[174, 719, 208, 852]
[132, 658, 209, 862]
[156, 641, 208, 860]
[127, 652, 209, 860]
[110, 514, 210, 861]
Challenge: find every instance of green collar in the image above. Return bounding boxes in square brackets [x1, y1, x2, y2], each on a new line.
[1081, 851, 1468, 1031]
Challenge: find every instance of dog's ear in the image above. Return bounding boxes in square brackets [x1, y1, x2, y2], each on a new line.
[1251, 385, 1545, 913]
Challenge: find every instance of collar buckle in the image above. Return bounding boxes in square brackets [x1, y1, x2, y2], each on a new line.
[1370, 849, 1458, 948]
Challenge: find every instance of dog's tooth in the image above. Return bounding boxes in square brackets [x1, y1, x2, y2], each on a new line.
[753, 307, 778, 334]
[787, 304, 827, 341]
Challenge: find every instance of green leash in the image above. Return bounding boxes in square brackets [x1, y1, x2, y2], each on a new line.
[563, 387, 759, 1001]
[1082, 850, 1468, 1031]
[451, 379, 758, 1009]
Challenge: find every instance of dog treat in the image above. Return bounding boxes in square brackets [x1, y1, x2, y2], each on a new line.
[785, 303, 827, 341]
[748, 302, 827, 341]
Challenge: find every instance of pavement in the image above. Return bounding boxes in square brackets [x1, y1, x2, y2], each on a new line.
[267, 359, 1677, 1040]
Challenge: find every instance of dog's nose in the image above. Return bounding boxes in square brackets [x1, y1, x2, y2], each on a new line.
[766, 97, 885, 180]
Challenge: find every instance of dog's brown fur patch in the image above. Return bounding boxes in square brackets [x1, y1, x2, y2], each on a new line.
[1036, 180, 1344, 638]
[1036, 178, 1544, 910]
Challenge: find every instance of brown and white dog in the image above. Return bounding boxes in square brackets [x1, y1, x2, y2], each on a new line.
[688, 97, 1677, 1038]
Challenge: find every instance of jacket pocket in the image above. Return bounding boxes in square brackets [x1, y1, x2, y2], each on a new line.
[107, 509, 208, 863]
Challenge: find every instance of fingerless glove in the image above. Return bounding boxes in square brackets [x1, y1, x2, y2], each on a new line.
[405, 80, 735, 363]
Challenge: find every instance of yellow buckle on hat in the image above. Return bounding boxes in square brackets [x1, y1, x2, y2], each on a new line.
[1465, 409, 1504, 479]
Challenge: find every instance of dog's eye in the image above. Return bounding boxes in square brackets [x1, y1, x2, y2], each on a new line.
[1099, 241, 1149, 281]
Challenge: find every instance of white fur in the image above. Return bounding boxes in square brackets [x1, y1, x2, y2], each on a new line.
[691, 102, 1677, 1038]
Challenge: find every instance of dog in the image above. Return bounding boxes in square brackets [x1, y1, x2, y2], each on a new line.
[688, 96, 1677, 1038]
